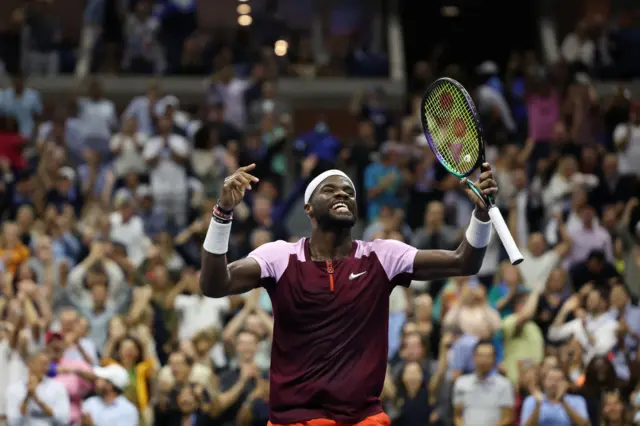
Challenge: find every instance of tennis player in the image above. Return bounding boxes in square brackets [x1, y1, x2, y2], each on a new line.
[200, 163, 498, 426]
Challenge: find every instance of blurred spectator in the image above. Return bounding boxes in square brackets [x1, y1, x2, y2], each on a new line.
[6, 350, 71, 426]
[82, 364, 139, 426]
[0, 74, 43, 140]
[24, 0, 61, 76]
[122, 0, 166, 74]
[561, 21, 595, 70]
[0, 9, 639, 426]
[453, 340, 515, 426]
[521, 366, 589, 425]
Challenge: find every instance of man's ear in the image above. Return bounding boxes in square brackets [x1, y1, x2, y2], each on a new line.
[304, 203, 313, 219]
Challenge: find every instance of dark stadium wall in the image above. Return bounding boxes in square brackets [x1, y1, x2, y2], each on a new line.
[400, 0, 539, 82]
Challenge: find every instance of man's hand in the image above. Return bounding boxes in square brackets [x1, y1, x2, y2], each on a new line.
[552, 380, 568, 402]
[240, 363, 259, 382]
[527, 383, 544, 402]
[219, 164, 260, 211]
[562, 295, 581, 313]
[460, 163, 498, 216]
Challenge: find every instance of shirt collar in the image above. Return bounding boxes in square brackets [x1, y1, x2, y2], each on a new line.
[473, 371, 495, 384]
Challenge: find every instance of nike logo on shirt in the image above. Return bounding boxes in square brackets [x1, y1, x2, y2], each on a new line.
[349, 271, 367, 280]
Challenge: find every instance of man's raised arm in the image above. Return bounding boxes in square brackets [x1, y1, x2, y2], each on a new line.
[411, 164, 497, 281]
[200, 165, 262, 298]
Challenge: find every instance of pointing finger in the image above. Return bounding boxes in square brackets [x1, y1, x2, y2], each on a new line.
[238, 164, 256, 172]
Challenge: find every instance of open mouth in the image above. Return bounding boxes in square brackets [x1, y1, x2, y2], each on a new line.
[331, 202, 350, 213]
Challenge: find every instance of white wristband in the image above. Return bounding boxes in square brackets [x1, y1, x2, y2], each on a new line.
[465, 210, 492, 248]
[203, 218, 232, 254]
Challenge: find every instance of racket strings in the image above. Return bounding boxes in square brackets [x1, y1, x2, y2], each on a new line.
[422, 82, 481, 176]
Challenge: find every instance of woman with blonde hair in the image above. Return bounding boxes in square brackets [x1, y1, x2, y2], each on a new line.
[102, 318, 157, 424]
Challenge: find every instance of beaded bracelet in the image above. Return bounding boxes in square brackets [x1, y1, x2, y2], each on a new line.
[213, 205, 233, 224]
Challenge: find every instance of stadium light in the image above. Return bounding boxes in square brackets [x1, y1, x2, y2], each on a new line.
[237, 4, 251, 14]
[238, 14, 253, 26]
[274, 40, 288, 57]
[441, 5, 460, 17]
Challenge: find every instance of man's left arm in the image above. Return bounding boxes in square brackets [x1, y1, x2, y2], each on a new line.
[493, 380, 516, 426]
[412, 164, 497, 280]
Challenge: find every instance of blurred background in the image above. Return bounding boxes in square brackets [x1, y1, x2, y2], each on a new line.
[1, 0, 640, 425]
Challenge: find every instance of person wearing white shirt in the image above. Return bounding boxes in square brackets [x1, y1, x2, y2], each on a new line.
[475, 84, 516, 133]
[109, 189, 151, 267]
[518, 224, 572, 292]
[561, 21, 596, 68]
[77, 79, 118, 149]
[612, 102, 640, 177]
[82, 364, 138, 426]
[542, 156, 599, 215]
[171, 272, 231, 342]
[122, 83, 160, 136]
[110, 116, 148, 177]
[143, 115, 190, 228]
[209, 66, 253, 130]
[548, 290, 618, 365]
[6, 351, 71, 426]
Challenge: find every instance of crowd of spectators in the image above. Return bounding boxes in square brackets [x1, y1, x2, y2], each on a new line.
[560, 9, 640, 79]
[0, 0, 389, 78]
[0, 8, 639, 426]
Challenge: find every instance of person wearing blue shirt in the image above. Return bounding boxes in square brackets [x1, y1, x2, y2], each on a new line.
[364, 143, 403, 222]
[0, 74, 42, 139]
[521, 367, 589, 426]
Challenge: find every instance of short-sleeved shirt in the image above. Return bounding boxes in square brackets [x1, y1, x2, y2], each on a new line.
[520, 394, 589, 426]
[248, 238, 418, 424]
[1, 88, 42, 139]
[453, 373, 514, 426]
[82, 395, 139, 426]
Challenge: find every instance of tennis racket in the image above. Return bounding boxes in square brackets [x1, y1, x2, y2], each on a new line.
[419, 77, 524, 265]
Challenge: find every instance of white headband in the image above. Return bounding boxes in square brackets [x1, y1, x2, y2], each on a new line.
[304, 170, 355, 204]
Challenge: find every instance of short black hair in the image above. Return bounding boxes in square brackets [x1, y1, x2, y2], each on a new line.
[473, 339, 495, 354]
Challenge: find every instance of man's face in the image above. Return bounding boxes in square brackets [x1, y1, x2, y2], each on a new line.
[47, 337, 65, 361]
[235, 332, 258, 364]
[29, 353, 50, 377]
[610, 285, 628, 310]
[306, 176, 357, 229]
[87, 271, 108, 289]
[528, 233, 547, 257]
[60, 310, 78, 333]
[95, 378, 109, 396]
[425, 202, 444, 228]
[586, 290, 602, 313]
[91, 283, 108, 306]
[169, 353, 191, 382]
[473, 343, 495, 374]
[543, 368, 563, 396]
[402, 334, 424, 362]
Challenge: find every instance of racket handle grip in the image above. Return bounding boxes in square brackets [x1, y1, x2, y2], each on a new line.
[488, 206, 524, 265]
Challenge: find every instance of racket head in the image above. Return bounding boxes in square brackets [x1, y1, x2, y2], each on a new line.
[420, 77, 485, 178]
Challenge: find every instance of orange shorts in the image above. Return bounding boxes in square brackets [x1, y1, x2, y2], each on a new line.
[268, 412, 391, 426]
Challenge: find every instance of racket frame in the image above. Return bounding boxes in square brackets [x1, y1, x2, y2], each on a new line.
[420, 77, 524, 265]
[420, 77, 491, 208]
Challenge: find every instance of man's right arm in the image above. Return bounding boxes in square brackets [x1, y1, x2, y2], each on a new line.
[200, 253, 262, 298]
[200, 164, 262, 298]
